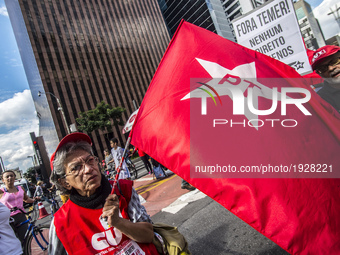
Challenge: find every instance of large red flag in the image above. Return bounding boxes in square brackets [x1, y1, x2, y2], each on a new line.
[130, 21, 340, 254]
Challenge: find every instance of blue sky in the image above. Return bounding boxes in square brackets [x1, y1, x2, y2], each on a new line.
[0, 0, 39, 173]
[0, 0, 339, 172]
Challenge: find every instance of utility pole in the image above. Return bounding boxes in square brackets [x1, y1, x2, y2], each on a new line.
[328, 4, 340, 32]
[38, 91, 71, 134]
[0, 156, 5, 174]
[132, 100, 139, 111]
[27, 155, 36, 167]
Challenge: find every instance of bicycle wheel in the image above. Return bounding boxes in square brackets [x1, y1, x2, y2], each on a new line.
[24, 225, 49, 255]
[128, 164, 138, 179]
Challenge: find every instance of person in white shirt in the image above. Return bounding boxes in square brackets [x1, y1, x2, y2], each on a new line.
[110, 138, 131, 180]
[0, 202, 23, 255]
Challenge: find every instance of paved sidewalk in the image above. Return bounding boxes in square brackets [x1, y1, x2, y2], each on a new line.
[133, 172, 191, 216]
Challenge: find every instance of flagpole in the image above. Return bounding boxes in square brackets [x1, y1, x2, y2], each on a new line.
[111, 105, 138, 192]
[111, 137, 131, 193]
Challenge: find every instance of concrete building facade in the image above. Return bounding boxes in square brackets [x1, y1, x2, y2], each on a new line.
[325, 34, 340, 46]
[294, 0, 325, 50]
[5, 0, 170, 159]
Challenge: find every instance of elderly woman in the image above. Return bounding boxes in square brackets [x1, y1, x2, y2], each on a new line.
[48, 133, 159, 255]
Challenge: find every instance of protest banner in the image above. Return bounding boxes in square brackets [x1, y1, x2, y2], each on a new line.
[232, 0, 312, 74]
[130, 20, 340, 254]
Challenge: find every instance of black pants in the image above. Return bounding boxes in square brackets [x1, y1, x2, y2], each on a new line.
[11, 212, 29, 245]
[141, 155, 153, 173]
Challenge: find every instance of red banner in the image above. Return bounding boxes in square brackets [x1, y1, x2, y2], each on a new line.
[130, 20, 340, 254]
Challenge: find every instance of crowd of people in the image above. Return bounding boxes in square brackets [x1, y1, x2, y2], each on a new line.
[0, 134, 186, 254]
[0, 171, 69, 254]
[0, 170, 35, 254]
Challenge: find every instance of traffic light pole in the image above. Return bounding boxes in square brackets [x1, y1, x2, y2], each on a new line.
[38, 91, 70, 134]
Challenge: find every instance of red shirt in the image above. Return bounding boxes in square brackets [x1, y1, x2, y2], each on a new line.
[54, 181, 157, 255]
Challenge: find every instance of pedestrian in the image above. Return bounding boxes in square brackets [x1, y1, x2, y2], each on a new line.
[150, 158, 167, 179]
[0, 170, 36, 244]
[34, 181, 52, 204]
[110, 138, 131, 180]
[48, 132, 159, 254]
[181, 179, 196, 191]
[104, 148, 115, 173]
[133, 147, 153, 174]
[311, 45, 340, 113]
[48, 183, 69, 204]
[0, 202, 23, 255]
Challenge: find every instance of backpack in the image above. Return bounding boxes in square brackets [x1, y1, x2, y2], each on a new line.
[115, 180, 191, 255]
[152, 223, 191, 255]
[153, 165, 166, 179]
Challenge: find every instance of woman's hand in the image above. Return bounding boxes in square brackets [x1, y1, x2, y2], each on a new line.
[101, 194, 154, 243]
[101, 194, 121, 227]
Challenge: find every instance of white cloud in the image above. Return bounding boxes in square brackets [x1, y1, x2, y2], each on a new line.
[0, 90, 39, 172]
[313, 0, 340, 39]
[0, 90, 37, 128]
[0, 6, 8, 16]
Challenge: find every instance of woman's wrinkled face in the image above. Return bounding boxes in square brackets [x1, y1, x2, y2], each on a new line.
[2, 172, 15, 187]
[63, 149, 102, 197]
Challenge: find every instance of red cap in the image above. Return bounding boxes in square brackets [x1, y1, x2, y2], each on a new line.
[50, 132, 92, 171]
[311, 45, 340, 70]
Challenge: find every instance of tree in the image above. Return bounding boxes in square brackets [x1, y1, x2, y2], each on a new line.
[23, 167, 37, 184]
[76, 101, 126, 138]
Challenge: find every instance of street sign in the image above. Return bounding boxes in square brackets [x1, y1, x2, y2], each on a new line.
[122, 108, 139, 134]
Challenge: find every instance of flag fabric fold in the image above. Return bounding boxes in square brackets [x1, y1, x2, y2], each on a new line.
[130, 20, 340, 254]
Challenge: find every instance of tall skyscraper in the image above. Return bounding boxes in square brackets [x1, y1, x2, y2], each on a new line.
[155, 0, 274, 42]
[5, 0, 170, 159]
[294, 0, 325, 50]
[157, 0, 235, 41]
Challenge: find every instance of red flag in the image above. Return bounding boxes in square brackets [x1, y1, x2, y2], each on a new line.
[305, 47, 315, 65]
[130, 20, 340, 254]
[302, 47, 324, 86]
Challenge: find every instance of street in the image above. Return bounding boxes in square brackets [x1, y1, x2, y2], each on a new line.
[35, 161, 289, 254]
[151, 188, 289, 255]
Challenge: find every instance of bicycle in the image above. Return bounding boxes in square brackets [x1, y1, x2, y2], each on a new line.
[10, 204, 49, 255]
[125, 151, 138, 179]
[48, 190, 60, 216]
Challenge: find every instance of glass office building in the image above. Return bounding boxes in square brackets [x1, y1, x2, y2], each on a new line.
[157, 0, 235, 41]
[5, 0, 170, 158]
